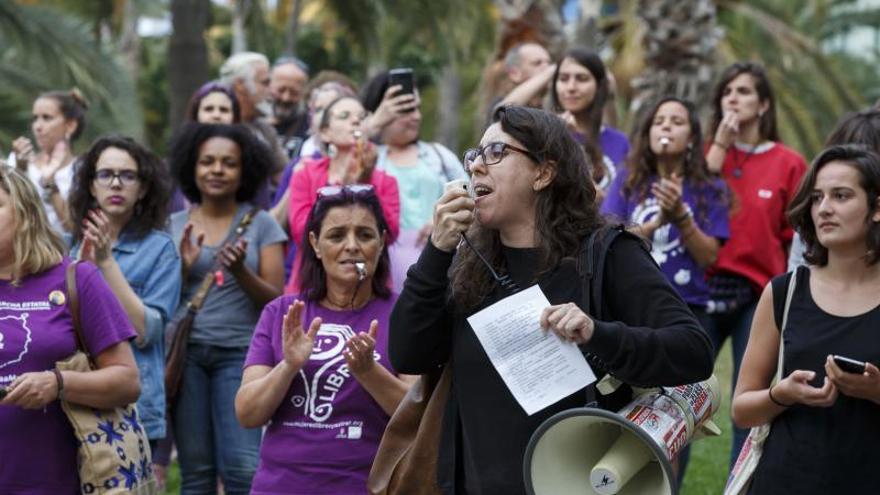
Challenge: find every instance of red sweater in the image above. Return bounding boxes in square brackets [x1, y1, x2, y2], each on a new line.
[710, 142, 807, 291]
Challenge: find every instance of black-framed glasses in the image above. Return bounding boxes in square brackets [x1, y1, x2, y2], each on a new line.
[463, 142, 538, 171]
[94, 169, 140, 187]
[316, 184, 376, 201]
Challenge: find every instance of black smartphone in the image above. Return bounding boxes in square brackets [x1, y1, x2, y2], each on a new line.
[388, 68, 415, 97]
[0, 386, 8, 400]
[832, 355, 867, 374]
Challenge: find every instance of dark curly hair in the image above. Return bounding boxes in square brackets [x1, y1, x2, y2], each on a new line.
[787, 145, 880, 266]
[708, 62, 779, 144]
[70, 135, 171, 244]
[550, 47, 609, 182]
[168, 123, 272, 204]
[450, 106, 604, 310]
[624, 96, 728, 225]
[299, 189, 392, 302]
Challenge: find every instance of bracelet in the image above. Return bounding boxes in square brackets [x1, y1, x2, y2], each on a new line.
[672, 209, 693, 226]
[713, 141, 729, 151]
[52, 368, 65, 401]
[768, 384, 791, 407]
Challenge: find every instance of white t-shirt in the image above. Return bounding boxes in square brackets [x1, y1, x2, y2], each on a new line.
[8, 152, 75, 233]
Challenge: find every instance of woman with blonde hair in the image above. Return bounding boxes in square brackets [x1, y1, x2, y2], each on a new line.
[0, 163, 140, 494]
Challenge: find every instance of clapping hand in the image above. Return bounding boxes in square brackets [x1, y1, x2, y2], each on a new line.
[220, 238, 248, 276]
[651, 173, 686, 222]
[179, 223, 205, 273]
[282, 300, 322, 369]
[80, 209, 113, 266]
[344, 319, 379, 376]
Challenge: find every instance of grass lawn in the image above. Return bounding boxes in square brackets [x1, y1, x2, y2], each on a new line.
[161, 343, 735, 494]
[681, 341, 735, 495]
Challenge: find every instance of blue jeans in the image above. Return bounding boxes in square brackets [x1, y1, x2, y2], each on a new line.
[704, 300, 758, 473]
[172, 343, 261, 495]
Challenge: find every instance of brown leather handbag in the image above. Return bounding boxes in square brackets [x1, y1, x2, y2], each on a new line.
[367, 364, 451, 495]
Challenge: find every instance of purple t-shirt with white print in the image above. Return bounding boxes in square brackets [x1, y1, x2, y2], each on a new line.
[602, 169, 730, 306]
[0, 259, 136, 494]
[572, 127, 631, 191]
[245, 294, 398, 495]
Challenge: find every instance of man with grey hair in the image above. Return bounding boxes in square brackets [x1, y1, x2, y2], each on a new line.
[219, 51, 288, 186]
[487, 42, 555, 121]
[269, 57, 310, 159]
[220, 51, 272, 123]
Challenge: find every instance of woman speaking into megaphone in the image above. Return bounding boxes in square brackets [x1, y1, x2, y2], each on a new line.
[388, 106, 714, 494]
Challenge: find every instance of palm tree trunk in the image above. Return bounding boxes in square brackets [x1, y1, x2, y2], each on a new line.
[168, 0, 210, 128]
[119, 0, 140, 83]
[283, 0, 303, 56]
[231, 0, 251, 54]
[437, 59, 461, 152]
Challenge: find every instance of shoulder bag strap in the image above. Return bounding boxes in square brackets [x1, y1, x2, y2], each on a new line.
[187, 207, 260, 312]
[429, 142, 454, 181]
[65, 260, 96, 369]
[774, 266, 800, 383]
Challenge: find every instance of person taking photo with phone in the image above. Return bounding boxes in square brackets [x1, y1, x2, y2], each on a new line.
[732, 145, 880, 493]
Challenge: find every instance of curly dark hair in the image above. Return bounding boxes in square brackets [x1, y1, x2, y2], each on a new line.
[69, 135, 171, 244]
[708, 62, 779, 144]
[168, 123, 272, 204]
[299, 189, 392, 302]
[550, 47, 609, 182]
[624, 96, 728, 225]
[787, 145, 880, 266]
[450, 106, 604, 310]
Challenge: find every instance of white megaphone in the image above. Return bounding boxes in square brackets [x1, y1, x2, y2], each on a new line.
[524, 375, 721, 495]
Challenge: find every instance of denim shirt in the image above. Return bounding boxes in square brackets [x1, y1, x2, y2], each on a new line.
[73, 229, 181, 439]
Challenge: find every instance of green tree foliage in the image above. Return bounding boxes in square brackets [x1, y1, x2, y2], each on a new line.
[0, 1, 142, 150]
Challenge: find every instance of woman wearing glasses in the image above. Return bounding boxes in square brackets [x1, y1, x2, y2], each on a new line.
[286, 95, 400, 293]
[68, 135, 182, 454]
[390, 106, 713, 494]
[236, 185, 415, 494]
[168, 123, 287, 494]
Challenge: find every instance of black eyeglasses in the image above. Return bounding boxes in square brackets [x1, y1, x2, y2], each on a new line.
[316, 184, 376, 201]
[462, 142, 538, 171]
[94, 169, 140, 187]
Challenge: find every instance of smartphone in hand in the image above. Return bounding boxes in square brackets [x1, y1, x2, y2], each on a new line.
[389, 68, 415, 96]
[0, 386, 8, 400]
[832, 355, 867, 374]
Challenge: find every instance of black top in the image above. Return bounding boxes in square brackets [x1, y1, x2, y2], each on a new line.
[749, 268, 880, 494]
[389, 236, 714, 495]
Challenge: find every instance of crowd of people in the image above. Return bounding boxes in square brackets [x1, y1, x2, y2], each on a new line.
[1, 40, 880, 495]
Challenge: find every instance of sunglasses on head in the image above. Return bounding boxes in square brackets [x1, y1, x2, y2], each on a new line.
[316, 184, 376, 201]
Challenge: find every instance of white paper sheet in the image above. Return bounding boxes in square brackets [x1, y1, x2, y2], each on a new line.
[466, 284, 596, 415]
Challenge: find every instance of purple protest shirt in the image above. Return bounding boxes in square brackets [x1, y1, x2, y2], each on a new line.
[245, 294, 398, 495]
[602, 170, 729, 306]
[572, 126, 631, 191]
[0, 259, 136, 494]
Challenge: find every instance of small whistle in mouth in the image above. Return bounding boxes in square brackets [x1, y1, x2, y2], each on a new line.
[659, 137, 671, 146]
[355, 262, 367, 281]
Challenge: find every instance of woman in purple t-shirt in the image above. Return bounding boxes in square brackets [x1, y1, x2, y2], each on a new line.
[550, 47, 630, 194]
[236, 185, 415, 495]
[603, 97, 729, 326]
[0, 165, 139, 494]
